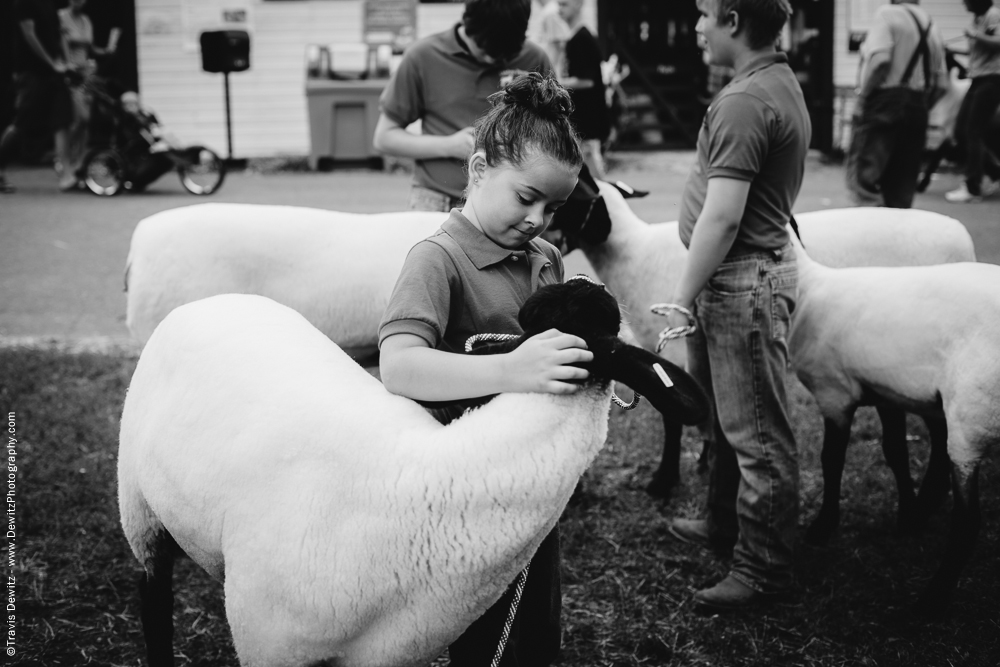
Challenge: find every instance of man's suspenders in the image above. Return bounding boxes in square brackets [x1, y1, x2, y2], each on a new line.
[900, 5, 933, 93]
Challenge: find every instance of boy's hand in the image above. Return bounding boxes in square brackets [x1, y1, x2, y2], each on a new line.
[447, 127, 476, 159]
[502, 329, 593, 394]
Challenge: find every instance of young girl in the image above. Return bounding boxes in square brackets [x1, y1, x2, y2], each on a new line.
[378, 71, 586, 666]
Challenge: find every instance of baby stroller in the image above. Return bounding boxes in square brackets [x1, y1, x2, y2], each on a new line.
[79, 77, 226, 196]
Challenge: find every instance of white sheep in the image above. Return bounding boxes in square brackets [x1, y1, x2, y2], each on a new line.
[788, 247, 999, 612]
[124, 204, 444, 356]
[550, 180, 976, 497]
[118, 282, 707, 667]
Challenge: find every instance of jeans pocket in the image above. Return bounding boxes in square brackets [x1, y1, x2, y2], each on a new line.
[705, 260, 757, 297]
[768, 271, 796, 343]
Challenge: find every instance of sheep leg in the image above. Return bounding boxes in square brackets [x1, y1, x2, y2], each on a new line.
[696, 437, 710, 473]
[916, 144, 946, 193]
[138, 539, 177, 667]
[805, 416, 854, 546]
[646, 415, 683, 498]
[875, 405, 919, 535]
[914, 461, 981, 617]
[913, 417, 951, 526]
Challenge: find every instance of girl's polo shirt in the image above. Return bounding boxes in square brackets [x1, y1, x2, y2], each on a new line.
[378, 210, 564, 354]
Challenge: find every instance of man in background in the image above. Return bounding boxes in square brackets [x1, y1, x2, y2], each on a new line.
[372, 0, 552, 211]
[847, 0, 948, 208]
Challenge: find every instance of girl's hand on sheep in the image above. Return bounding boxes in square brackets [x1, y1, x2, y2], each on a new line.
[502, 329, 593, 394]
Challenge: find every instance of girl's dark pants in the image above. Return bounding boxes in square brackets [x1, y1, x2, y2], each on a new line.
[955, 74, 1000, 195]
[427, 402, 561, 667]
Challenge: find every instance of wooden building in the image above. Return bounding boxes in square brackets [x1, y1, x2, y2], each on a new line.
[129, 0, 976, 159]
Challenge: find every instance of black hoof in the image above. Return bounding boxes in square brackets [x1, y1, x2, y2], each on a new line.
[804, 521, 834, 547]
[645, 472, 677, 499]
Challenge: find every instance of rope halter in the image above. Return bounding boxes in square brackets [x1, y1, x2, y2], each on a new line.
[650, 303, 698, 353]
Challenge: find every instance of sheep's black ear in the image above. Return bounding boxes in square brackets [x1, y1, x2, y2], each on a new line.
[579, 196, 612, 246]
[548, 163, 612, 250]
[611, 180, 649, 199]
[596, 338, 709, 424]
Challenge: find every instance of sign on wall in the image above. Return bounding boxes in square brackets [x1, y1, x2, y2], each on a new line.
[181, 0, 254, 52]
[364, 0, 417, 51]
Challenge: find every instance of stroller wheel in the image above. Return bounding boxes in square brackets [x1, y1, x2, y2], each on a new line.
[83, 149, 126, 196]
[178, 146, 226, 195]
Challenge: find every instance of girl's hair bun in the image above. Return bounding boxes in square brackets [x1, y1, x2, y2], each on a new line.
[473, 70, 582, 173]
[501, 71, 574, 120]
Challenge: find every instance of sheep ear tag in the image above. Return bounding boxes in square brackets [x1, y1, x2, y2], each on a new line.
[604, 341, 710, 426]
[653, 363, 674, 388]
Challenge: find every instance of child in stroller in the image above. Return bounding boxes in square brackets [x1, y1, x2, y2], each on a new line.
[81, 81, 226, 195]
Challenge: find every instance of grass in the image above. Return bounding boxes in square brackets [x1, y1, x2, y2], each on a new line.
[3, 347, 998, 667]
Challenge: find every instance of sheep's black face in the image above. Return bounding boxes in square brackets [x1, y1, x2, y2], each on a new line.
[464, 278, 710, 424]
[547, 163, 612, 252]
[518, 280, 620, 340]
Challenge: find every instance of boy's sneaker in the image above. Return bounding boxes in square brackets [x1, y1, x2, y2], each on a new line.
[945, 183, 981, 203]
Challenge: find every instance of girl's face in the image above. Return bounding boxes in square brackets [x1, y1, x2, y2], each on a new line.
[464, 149, 579, 250]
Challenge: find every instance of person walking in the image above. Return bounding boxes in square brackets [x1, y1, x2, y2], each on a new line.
[663, 0, 810, 612]
[557, 0, 612, 179]
[372, 0, 552, 212]
[528, 0, 572, 79]
[0, 0, 71, 193]
[57, 0, 99, 191]
[847, 0, 948, 208]
[945, 0, 1000, 203]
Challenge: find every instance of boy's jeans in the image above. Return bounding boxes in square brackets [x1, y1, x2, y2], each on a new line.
[687, 243, 799, 593]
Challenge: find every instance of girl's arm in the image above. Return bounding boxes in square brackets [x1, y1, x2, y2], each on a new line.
[380, 330, 593, 401]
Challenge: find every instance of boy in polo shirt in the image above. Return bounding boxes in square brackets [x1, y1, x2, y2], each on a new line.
[663, 0, 809, 612]
[379, 73, 585, 667]
[373, 0, 552, 211]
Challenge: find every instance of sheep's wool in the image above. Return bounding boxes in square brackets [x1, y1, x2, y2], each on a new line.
[125, 204, 443, 354]
[119, 295, 612, 667]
